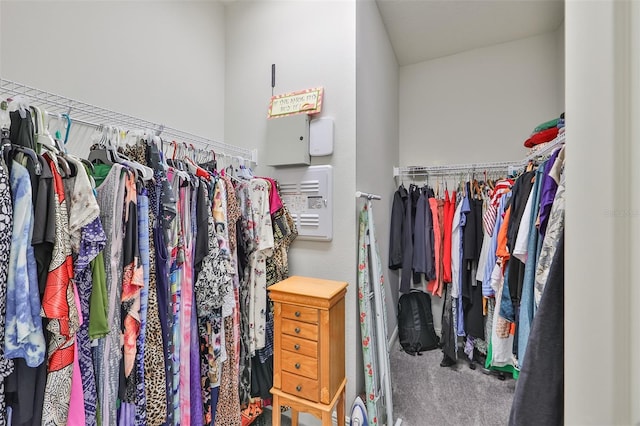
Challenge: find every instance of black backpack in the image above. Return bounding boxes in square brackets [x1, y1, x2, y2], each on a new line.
[397, 289, 440, 355]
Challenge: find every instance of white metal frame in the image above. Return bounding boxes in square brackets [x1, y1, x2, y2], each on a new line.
[393, 132, 565, 179]
[356, 191, 402, 426]
[0, 78, 257, 164]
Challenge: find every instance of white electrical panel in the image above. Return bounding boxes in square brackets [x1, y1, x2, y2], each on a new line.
[266, 114, 310, 166]
[276, 165, 333, 241]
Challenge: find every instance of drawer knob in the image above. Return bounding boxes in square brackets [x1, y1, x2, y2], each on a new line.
[295, 327, 301, 334]
[295, 311, 301, 317]
[296, 385, 302, 392]
[295, 363, 301, 369]
[294, 344, 300, 350]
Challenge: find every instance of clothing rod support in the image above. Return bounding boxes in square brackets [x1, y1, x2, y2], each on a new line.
[356, 191, 382, 200]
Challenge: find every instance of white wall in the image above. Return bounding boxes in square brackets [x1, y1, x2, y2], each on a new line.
[223, 0, 357, 420]
[556, 21, 566, 114]
[565, 0, 636, 423]
[399, 31, 564, 166]
[397, 30, 563, 335]
[356, 0, 399, 400]
[0, 0, 226, 157]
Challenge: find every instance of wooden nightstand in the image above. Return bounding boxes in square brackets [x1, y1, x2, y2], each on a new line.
[269, 276, 348, 426]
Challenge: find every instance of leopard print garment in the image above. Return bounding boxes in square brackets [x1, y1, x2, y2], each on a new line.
[213, 176, 243, 423]
[125, 142, 167, 426]
[213, 314, 240, 425]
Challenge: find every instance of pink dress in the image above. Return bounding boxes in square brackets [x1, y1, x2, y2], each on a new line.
[179, 183, 194, 425]
[67, 282, 86, 425]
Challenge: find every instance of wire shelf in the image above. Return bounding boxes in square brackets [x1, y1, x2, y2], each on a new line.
[394, 132, 565, 179]
[0, 78, 255, 162]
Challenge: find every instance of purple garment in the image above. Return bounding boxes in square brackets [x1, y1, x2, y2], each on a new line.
[190, 289, 203, 425]
[456, 194, 470, 336]
[538, 148, 561, 237]
[211, 386, 220, 421]
[190, 186, 204, 425]
[118, 402, 135, 426]
[76, 217, 107, 426]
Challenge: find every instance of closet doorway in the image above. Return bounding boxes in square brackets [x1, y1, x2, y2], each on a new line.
[375, 1, 564, 424]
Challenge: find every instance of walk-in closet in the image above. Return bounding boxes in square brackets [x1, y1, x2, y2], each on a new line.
[1, 0, 639, 425]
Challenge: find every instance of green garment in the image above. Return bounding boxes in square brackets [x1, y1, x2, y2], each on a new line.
[533, 118, 559, 133]
[485, 338, 520, 380]
[89, 251, 109, 339]
[91, 163, 112, 188]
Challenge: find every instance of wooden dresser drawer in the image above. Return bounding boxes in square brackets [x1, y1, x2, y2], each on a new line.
[281, 371, 319, 402]
[281, 350, 318, 380]
[281, 304, 318, 324]
[282, 318, 318, 341]
[281, 334, 317, 359]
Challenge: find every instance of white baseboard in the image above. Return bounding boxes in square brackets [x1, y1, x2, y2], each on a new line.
[389, 325, 398, 347]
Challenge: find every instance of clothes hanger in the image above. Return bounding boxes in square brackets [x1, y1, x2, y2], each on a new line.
[88, 124, 115, 166]
[49, 112, 80, 177]
[31, 106, 74, 177]
[167, 141, 189, 180]
[166, 140, 180, 170]
[4, 142, 42, 176]
[6, 95, 29, 120]
[183, 143, 210, 179]
[0, 99, 10, 130]
[1, 103, 40, 173]
[111, 127, 153, 181]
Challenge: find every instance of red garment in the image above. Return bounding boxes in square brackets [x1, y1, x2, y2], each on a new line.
[442, 190, 455, 283]
[41, 155, 78, 425]
[426, 197, 442, 296]
[263, 177, 283, 214]
[121, 172, 143, 378]
[524, 127, 559, 148]
[42, 156, 76, 372]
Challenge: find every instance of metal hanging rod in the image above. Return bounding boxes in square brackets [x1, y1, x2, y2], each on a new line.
[394, 132, 565, 179]
[0, 78, 257, 163]
[356, 191, 382, 200]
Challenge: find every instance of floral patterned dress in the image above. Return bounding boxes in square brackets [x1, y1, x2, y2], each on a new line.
[40, 154, 79, 426]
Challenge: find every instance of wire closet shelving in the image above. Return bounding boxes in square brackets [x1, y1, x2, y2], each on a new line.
[393, 132, 565, 180]
[0, 78, 257, 164]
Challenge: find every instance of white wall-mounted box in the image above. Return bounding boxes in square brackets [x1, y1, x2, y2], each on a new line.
[276, 165, 333, 241]
[266, 114, 310, 166]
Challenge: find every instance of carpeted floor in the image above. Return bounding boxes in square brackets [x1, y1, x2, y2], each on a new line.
[260, 339, 516, 426]
[389, 339, 516, 426]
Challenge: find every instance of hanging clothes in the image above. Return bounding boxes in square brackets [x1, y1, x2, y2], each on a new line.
[40, 154, 79, 426]
[213, 175, 242, 426]
[0, 153, 15, 426]
[66, 160, 105, 426]
[413, 187, 435, 285]
[517, 162, 546, 368]
[94, 163, 126, 426]
[142, 141, 168, 426]
[5, 160, 46, 366]
[509, 232, 564, 426]
[442, 189, 455, 284]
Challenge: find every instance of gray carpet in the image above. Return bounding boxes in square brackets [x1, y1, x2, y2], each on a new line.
[390, 340, 516, 426]
[258, 340, 516, 426]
